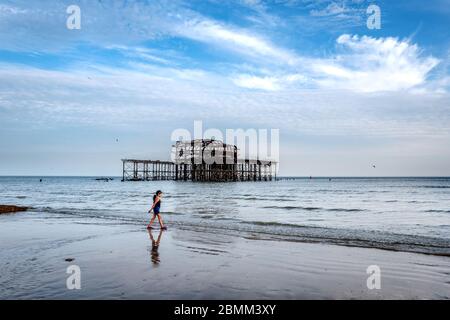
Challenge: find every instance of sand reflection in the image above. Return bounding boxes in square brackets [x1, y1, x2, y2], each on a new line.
[148, 229, 164, 265]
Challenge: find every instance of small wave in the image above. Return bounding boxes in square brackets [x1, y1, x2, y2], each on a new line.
[199, 215, 215, 219]
[263, 206, 365, 212]
[425, 210, 450, 213]
[422, 186, 450, 189]
[263, 205, 322, 211]
[408, 200, 435, 203]
[238, 197, 270, 201]
[243, 221, 314, 228]
[35, 206, 183, 216]
[326, 208, 366, 212]
[164, 195, 191, 199]
[31, 207, 145, 226]
[162, 211, 184, 215]
[176, 220, 450, 257]
[235, 196, 295, 201]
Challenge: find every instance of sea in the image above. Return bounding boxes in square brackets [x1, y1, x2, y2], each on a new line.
[1, 176, 449, 256]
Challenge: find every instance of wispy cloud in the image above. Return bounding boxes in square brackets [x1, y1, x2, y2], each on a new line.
[0, 1, 445, 94]
[310, 2, 348, 16]
[232, 34, 441, 93]
[311, 34, 440, 92]
[176, 18, 299, 64]
[0, 3, 27, 15]
[105, 45, 174, 65]
[232, 73, 307, 90]
[1, 62, 449, 138]
[233, 74, 281, 90]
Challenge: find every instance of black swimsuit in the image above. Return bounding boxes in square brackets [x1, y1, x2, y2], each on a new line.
[153, 195, 161, 214]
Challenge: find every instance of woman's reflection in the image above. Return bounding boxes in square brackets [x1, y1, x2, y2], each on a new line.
[148, 229, 164, 265]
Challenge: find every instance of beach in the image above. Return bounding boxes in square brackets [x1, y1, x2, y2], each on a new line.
[1, 176, 450, 299]
[1, 207, 449, 299]
[2, 0, 450, 304]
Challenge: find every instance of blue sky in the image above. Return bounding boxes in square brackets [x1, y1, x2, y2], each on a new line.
[0, 0, 449, 176]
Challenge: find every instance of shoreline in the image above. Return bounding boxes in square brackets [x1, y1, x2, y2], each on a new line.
[1, 211, 449, 299]
[171, 220, 450, 257]
[23, 204, 450, 257]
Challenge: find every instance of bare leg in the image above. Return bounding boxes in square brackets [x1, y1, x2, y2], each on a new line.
[147, 215, 156, 229]
[157, 215, 166, 229]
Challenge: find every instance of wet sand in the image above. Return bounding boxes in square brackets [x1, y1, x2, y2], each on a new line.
[0, 211, 449, 299]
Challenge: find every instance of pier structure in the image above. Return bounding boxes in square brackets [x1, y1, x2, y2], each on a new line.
[122, 139, 277, 182]
[121, 159, 176, 181]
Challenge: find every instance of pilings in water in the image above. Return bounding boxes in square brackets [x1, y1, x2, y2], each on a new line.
[171, 160, 276, 182]
[121, 160, 176, 181]
[121, 159, 277, 182]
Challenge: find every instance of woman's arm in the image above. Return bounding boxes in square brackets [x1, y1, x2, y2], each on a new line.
[148, 196, 160, 212]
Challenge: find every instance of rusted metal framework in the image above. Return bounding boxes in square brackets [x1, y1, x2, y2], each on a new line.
[121, 159, 176, 181]
[122, 139, 277, 182]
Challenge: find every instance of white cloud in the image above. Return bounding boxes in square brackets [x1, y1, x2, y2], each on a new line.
[232, 73, 307, 90]
[310, 2, 347, 16]
[106, 46, 173, 65]
[310, 34, 440, 92]
[0, 2, 445, 95]
[0, 0, 299, 70]
[177, 19, 299, 64]
[0, 4, 27, 15]
[229, 34, 441, 94]
[0, 2, 443, 95]
[233, 75, 281, 90]
[1, 62, 449, 139]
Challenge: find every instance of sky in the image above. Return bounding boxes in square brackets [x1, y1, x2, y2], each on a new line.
[0, 0, 449, 176]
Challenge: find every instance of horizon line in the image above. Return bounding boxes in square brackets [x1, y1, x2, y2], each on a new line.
[1, 175, 450, 179]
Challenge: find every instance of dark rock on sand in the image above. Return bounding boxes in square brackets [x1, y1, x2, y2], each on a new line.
[0, 205, 29, 214]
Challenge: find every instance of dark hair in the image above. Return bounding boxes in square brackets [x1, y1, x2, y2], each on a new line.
[155, 190, 162, 195]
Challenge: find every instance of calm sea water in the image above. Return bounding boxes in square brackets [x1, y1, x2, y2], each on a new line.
[1, 176, 450, 255]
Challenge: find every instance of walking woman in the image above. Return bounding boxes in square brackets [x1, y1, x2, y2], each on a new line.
[147, 190, 167, 230]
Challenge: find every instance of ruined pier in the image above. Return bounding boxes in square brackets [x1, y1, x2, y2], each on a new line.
[122, 139, 277, 182]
